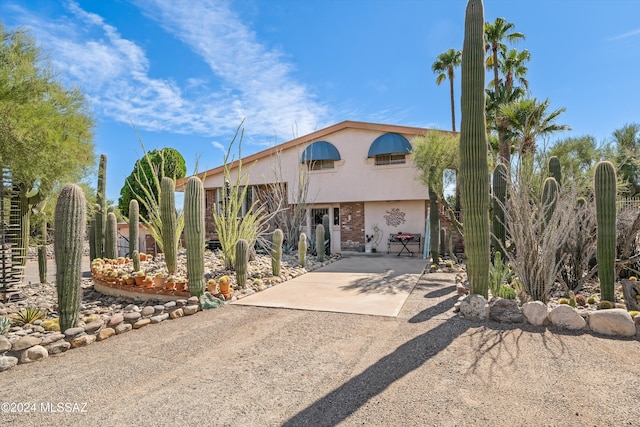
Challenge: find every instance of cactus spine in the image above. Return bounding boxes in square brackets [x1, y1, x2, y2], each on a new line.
[548, 156, 562, 185]
[54, 184, 86, 332]
[38, 222, 47, 284]
[542, 177, 559, 229]
[184, 176, 205, 297]
[272, 228, 283, 276]
[492, 163, 507, 258]
[298, 232, 307, 266]
[429, 187, 440, 262]
[322, 214, 331, 256]
[595, 161, 617, 302]
[316, 224, 325, 262]
[129, 199, 139, 260]
[95, 154, 107, 258]
[235, 239, 249, 288]
[459, 0, 490, 298]
[105, 212, 118, 259]
[161, 177, 177, 274]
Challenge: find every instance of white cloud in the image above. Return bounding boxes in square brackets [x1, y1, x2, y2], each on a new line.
[210, 140, 226, 154]
[608, 28, 640, 41]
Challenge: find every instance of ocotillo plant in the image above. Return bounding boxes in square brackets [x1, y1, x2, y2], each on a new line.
[429, 187, 440, 262]
[95, 154, 107, 258]
[322, 214, 331, 256]
[298, 232, 307, 266]
[542, 177, 559, 230]
[272, 228, 283, 276]
[595, 160, 617, 302]
[54, 183, 86, 332]
[184, 176, 205, 297]
[492, 163, 507, 258]
[459, 0, 490, 298]
[161, 177, 177, 274]
[316, 224, 325, 262]
[235, 239, 249, 288]
[105, 212, 118, 259]
[548, 156, 562, 186]
[129, 199, 139, 260]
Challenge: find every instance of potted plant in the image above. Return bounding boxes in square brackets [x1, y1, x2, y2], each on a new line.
[134, 270, 146, 287]
[165, 275, 176, 290]
[153, 272, 166, 288]
[218, 275, 232, 296]
[207, 278, 217, 293]
[142, 275, 153, 288]
[175, 276, 188, 291]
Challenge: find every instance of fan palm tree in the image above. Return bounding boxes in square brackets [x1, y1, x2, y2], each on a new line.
[432, 48, 462, 132]
[500, 48, 530, 95]
[484, 18, 525, 92]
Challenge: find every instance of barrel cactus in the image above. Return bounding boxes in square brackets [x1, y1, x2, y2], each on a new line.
[54, 184, 86, 332]
[316, 224, 325, 262]
[322, 214, 331, 256]
[95, 154, 107, 258]
[161, 177, 177, 274]
[595, 161, 617, 302]
[298, 232, 307, 267]
[105, 212, 118, 259]
[492, 163, 507, 258]
[235, 239, 249, 288]
[184, 176, 205, 296]
[272, 228, 283, 276]
[459, 0, 490, 298]
[129, 199, 139, 260]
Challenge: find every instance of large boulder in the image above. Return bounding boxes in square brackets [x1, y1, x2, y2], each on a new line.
[522, 301, 549, 326]
[489, 298, 523, 323]
[548, 305, 586, 330]
[459, 294, 490, 321]
[588, 308, 636, 337]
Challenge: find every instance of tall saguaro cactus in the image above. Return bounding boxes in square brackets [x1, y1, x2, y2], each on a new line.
[129, 199, 139, 260]
[316, 224, 325, 262]
[322, 214, 331, 256]
[161, 177, 177, 274]
[541, 177, 559, 230]
[492, 163, 507, 258]
[184, 176, 205, 296]
[594, 161, 617, 302]
[235, 239, 249, 288]
[95, 154, 107, 258]
[459, 0, 490, 298]
[38, 222, 47, 284]
[54, 184, 86, 332]
[298, 232, 307, 267]
[272, 228, 283, 276]
[105, 212, 118, 259]
[548, 156, 562, 186]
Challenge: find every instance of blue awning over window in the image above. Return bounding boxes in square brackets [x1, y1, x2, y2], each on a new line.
[301, 141, 341, 162]
[367, 133, 412, 157]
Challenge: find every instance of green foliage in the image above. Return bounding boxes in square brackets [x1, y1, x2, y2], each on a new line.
[235, 239, 249, 288]
[594, 161, 617, 302]
[460, 0, 490, 298]
[298, 232, 307, 267]
[160, 177, 178, 274]
[184, 176, 205, 297]
[432, 48, 462, 132]
[272, 228, 283, 276]
[12, 307, 46, 326]
[54, 184, 86, 332]
[547, 136, 603, 194]
[611, 123, 640, 197]
[497, 285, 516, 299]
[118, 147, 186, 219]
[489, 252, 513, 298]
[0, 317, 11, 334]
[316, 224, 325, 262]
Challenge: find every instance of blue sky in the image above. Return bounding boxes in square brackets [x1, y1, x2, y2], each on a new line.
[2, 0, 639, 204]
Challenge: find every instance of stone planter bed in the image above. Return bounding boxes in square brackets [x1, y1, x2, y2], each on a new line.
[0, 251, 340, 373]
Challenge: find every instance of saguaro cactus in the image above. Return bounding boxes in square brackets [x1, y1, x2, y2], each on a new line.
[316, 224, 325, 262]
[595, 161, 617, 302]
[89, 216, 96, 261]
[95, 154, 107, 258]
[38, 222, 47, 284]
[54, 184, 86, 332]
[429, 187, 440, 262]
[548, 156, 562, 186]
[272, 228, 283, 276]
[132, 249, 140, 273]
[161, 177, 177, 274]
[235, 239, 249, 288]
[298, 232, 307, 267]
[459, 0, 490, 298]
[542, 177, 559, 229]
[129, 199, 139, 259]
[492, 163, 507, 258]
[184, 176, 205, 296]
[322, 214, 331, 256]
[105, 212, 118, 259]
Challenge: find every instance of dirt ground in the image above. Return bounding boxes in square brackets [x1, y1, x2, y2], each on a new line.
[1, 271, 639, 427]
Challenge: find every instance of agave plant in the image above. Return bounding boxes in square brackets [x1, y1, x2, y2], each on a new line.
[0, 317, 11, 335]
[13, 307, 46, 326]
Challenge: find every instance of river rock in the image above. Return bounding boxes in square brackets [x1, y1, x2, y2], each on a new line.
[169, 308, 184, 319]
[153, 305, 165, 315]
[141, 306, 155, 317]
[489, 298, 523, 323]
[588, 309, 636, 337]
[0, 355, 19, 371]
[183, 305, 199, 316]
[20, 345, 49, 363]
[549, 305, 586, 330]
[0, 335, 11, 352]
[115, 323, 132, 334]
[41, 333, 65, 346]
[71, 334, 96, 348]
[132, 318, 151, 329]
[64, 327, 86, 339]
[459, 294, 489, 321]
[45, 340, 71, 355]
[151, 313, 169, 324]
[97, 328, 116, 341]
[124, 312, 141, 323]
[12, 335, 42, 351]
[522, 301, 550, 326]
[107, 313, 124, 327]
[84, 319, 104, 334]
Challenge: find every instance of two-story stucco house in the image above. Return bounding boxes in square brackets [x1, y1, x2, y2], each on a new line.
[182, 120, 440, 255]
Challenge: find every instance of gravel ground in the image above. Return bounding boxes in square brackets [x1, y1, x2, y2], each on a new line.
[1, 271, 639, 426]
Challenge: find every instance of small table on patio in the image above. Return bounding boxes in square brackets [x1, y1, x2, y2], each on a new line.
[392, 233, 417, 257]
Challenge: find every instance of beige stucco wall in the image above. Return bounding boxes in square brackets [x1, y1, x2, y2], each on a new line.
[364, 200, 427, 253]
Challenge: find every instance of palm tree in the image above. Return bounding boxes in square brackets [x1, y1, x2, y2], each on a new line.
[498, 98, 571, 157]
[500, 48, 530, 95]
[432, 48, 462, 132]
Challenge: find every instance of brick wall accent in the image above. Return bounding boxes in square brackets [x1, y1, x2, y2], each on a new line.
[340, 202, 365, 250]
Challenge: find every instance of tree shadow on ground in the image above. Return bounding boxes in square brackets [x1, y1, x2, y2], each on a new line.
[339, 269, 417, 295]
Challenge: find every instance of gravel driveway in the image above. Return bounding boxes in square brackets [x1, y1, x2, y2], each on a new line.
[1, 271, 639, 426]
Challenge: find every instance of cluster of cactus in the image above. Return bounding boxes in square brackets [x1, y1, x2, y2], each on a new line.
[594, 161, 617, 302]
[105, 212, 118, 259]
[129, 199, 139, 260]
[94, 154, 107, 259]
[298, 232, 307, 266]
[235, 239, 249, 288]
[459, 0, 490, 298]
[429, 188, 439, 262]
[272, 228, 283, 276]
[54, 183, 86, 332]
[160, 177, 178, 274]
[184, 177, 205, 297]
[492, 163, 507, 257]
[322, 214, 331, 256]
[316, 224, 325, 262]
